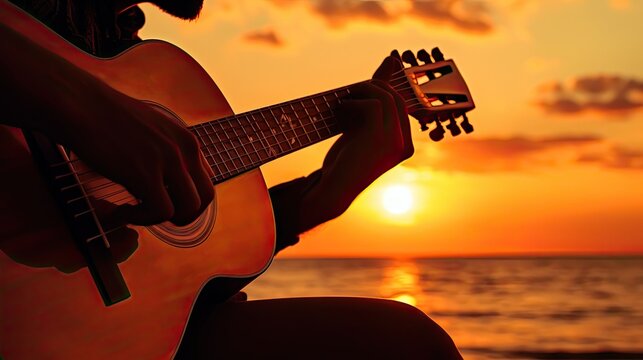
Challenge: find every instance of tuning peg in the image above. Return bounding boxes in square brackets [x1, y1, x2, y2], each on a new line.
[446, 116, 461, 137]
[460, 113, 474, 134]
[429, 121, 445, 142]
[431, 47, 445, 62]
[420, 121, 429, 131]
[401, 50, 419, 67]
[417, 49, 432, 64]
[417, 48, 436, 80]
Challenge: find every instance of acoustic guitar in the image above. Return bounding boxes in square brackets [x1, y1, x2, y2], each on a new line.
[0, 1, 475, 358]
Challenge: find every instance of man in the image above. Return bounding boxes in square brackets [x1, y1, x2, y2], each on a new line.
[1, 0, 462, 358]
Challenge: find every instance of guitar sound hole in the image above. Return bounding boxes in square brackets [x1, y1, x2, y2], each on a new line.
[147, 200, 217, 248]
[142, 101, 218, 248]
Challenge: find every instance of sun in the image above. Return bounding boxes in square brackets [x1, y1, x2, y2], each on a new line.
[381, 185, 414, 215]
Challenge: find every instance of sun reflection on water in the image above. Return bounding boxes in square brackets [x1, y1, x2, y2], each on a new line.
[380, 259, 421, 307]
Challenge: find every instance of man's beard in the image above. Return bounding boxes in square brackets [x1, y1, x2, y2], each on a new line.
[151, 0, 204, 20]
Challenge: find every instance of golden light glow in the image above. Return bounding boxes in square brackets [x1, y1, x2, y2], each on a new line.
[381, 260, 421, 307]
[391, 293, 417, 306]
[140, 1, 643, 258]
[381, 184, 414, 215]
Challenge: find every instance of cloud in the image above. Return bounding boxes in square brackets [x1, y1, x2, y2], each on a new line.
[577, 146, 643, 170]
[610, 0, 630, 10]
[535, 75, 643, 117]
[411, 0, 493, 33]
[266, 0, 495, 34]
[406, 135, 604, 173]
[242, 28, 285, 47]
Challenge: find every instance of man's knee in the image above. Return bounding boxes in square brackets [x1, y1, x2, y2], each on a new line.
[374, 299, 462, 359]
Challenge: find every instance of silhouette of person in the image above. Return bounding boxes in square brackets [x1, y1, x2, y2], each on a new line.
[0, 0, 462, 358]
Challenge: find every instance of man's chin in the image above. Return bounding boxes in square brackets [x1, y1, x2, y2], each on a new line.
[152, 0, 204, 20]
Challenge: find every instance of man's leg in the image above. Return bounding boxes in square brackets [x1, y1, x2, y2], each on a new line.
[184, 297, 462, 359]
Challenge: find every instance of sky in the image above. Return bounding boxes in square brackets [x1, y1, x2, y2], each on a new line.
[139, 0, 643, 258]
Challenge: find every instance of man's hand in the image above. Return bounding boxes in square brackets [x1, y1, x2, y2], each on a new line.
[298, 56, 413, 231]
[1, 23, 214, 227]
[64, 85, 215, 227]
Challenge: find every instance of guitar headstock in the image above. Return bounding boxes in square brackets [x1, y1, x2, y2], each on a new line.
[390, 48, 475, 141]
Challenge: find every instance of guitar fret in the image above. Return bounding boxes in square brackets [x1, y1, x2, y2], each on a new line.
[287, 102, 306, 148]
[201, 124, 223, 166]
[308, 97, 324, 140]
[187, 84, 357, 184]
[220, 120, 242, 173]
[321, 94, 335, 137]
[228, 118, 249, 171]
[291, 101, 309, 144]
[240, 115, 261, 166]
[210, 121, 232, 175]
[259, 110, 279, 158]
[193, 126, 223, 177]
[269, 107, 289, 154]
[278, 105, 296, 150]
[250, 113, 270, 162]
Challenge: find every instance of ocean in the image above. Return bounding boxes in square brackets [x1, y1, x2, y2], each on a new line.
[244, 257, 643, 359]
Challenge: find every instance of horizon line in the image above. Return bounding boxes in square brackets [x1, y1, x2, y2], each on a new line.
[278, 251, 643, 260]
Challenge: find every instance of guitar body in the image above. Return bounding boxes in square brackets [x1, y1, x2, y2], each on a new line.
[0, 2, 275, 359]
[1, 1, 478, 358]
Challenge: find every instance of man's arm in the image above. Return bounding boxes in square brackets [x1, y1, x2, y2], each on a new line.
[0, 23, 214, 226]
[270, 57, 413, 253]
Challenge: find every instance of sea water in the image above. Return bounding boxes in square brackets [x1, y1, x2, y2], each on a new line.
[245, 257, 643, 359]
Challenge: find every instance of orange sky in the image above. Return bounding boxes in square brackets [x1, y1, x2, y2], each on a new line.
[139, 0, 643, 257]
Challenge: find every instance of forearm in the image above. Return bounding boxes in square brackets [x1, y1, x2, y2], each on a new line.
[269, 170, 322, 254]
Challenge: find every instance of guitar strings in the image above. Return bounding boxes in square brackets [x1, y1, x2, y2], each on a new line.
[51, 73, 420, 210]
[52, 80, 419, 179]
[66, 111, 342, 241]
[57, 95, 426, 207]
[66, 82, 431, 242]
[51, 74, 418, 183]
[64, 97, 426, 205]
[47, 69, 415, 170]
[67, 115, 338, 203]
[68, 93, 409, 188]
[65, 95, 427, 213]
[56, 96, 425, 205]
[64, 116, 341, 205]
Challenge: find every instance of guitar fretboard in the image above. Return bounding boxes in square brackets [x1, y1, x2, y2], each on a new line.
[189, 84, 357, 183]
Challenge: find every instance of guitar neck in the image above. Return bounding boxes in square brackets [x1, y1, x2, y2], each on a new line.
[189, 83, 360, 183]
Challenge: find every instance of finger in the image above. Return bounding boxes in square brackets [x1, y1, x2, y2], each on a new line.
[178, 131, 215, 217]
[188, 149, 216, 217]
[112, 175, 174, 226]
[108, 227, 139, 263]
[324, 99, 382, 168]
[351, 82, 403, 144]
[164, 156, 201, 226]
[371, 81, 414, 160]
[201, 151, 215, 178]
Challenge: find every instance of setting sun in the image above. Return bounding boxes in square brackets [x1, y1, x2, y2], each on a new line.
[381, 184, 414, 215]
[139, 1, 643, 258]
